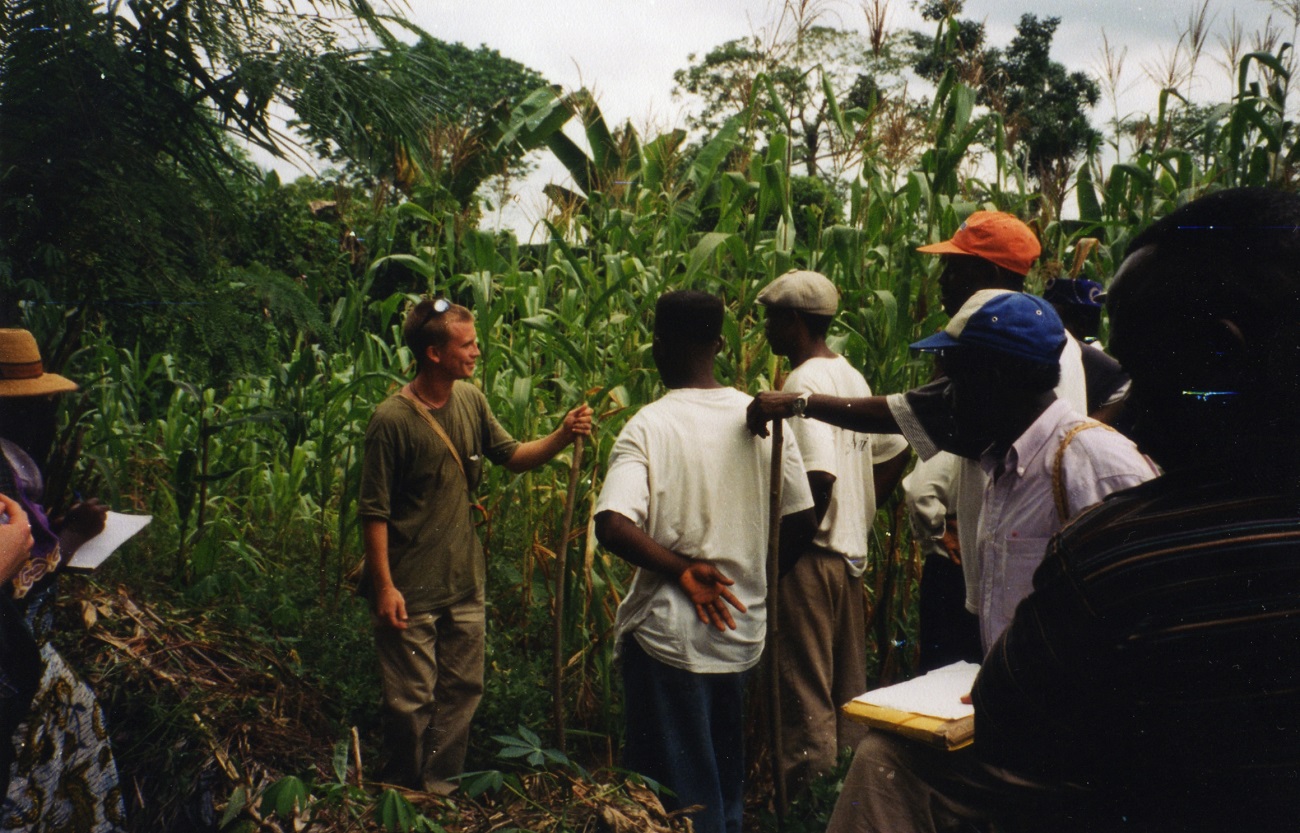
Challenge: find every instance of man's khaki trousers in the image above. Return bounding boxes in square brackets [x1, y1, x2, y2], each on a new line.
[375, 592, 485, 791]
[777, 549, 870, 798]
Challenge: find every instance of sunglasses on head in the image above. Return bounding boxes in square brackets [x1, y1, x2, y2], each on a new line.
[410, 295, 453, 333]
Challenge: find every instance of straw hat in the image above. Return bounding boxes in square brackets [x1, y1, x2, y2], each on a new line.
[0, 329, 77, 397]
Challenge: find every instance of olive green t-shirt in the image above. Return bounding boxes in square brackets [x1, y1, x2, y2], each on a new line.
[358, 382, 519, 613]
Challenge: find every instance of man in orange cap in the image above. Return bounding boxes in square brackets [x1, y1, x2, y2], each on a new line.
[916, 211, 1043, 317]
[749, 210, 1088, 436]
[908, 213, 1087, 667]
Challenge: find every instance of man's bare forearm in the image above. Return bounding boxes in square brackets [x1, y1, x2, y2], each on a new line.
[873, 448, 912, 504]
[806, 393, 901, 433]
[748, 391, 902, 436]
[778, 507, 818, 568]
[594, 510, 690, 578]
[505, 430, 569, 473]
[504, 404, 593, 473]
[362, 518, 394, 589]
[807, 471, 836, 525]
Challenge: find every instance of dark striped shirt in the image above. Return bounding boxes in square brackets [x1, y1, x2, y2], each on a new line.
[972, 469, 1300, 831]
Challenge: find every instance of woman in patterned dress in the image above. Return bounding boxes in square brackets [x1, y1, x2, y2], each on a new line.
[0, 328, 124, 832]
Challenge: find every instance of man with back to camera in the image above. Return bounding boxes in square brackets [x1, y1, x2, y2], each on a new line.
[825, 186, 1300, 833]
[359, 297, 592, 794]
[754, 269, 910, 798]
[594, 290, 817, 833]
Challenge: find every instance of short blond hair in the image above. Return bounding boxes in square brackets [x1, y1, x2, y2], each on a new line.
[403, 299, 473, 362]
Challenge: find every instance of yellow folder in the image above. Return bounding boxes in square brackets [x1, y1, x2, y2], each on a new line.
[840, 661, 979, 751]
[841, 700, 974, 750]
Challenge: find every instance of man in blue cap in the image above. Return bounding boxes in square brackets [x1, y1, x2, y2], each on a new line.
[1042, 276, 1130, 422]
[822, 289, 1156, 833]
[901, 289, 1156, 653]
[751, 288, 1154, 655]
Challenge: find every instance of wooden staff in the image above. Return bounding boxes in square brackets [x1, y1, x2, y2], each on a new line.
[552, 434, 585, 753]
[766, 418, 787, 821]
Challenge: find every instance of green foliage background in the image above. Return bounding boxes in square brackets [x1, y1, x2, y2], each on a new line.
[4, 0, 1300, 829]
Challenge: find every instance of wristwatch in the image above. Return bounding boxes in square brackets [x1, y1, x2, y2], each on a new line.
[791, 394, 808, 418]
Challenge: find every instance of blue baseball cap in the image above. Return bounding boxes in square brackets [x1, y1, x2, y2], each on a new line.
[911, 290, 1066, 364]
[1043, 276, 1105, 309]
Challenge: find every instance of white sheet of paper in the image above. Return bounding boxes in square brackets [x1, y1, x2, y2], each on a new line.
[852, 660, 980, 721]
[66, 512, 152, 571]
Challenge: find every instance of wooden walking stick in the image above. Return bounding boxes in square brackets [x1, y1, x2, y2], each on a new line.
[766, 418, 788, 822]
[552, 434, 585, 753]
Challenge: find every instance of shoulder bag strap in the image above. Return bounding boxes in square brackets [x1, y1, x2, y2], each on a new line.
[1052, 420, 1117, 523]
[397, 388, 468, 486]
[348, 389, 472, 594]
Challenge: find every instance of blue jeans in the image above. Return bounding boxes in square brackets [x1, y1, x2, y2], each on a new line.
[621, 635, 749, 833]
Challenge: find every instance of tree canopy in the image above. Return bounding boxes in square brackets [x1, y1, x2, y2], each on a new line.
[909, 2, 1100, 213]
[673, 25, 918, 178]
[296, 36, 550, 197]
[0, 0, 522, 372]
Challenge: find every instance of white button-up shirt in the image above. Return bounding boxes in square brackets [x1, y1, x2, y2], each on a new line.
[890, 330, 1092, 614]
[975, 398, 1158, 652]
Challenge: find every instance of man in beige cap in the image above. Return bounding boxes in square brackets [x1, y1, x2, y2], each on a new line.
[756, 270, 910, 798]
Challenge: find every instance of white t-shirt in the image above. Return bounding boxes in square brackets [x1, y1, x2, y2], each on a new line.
[597, 387, 814, 674]
[902, 451, 960, 560]
[783, 355, 909, 575]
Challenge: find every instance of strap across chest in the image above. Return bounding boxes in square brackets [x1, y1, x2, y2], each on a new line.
[1052, 420, 1117, 522]
[397, 389, 468, 486]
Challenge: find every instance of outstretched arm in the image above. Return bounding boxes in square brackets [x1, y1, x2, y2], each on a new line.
[595, 510, 746, 631]
[504, 404, 594, 473]
[747, 392, 900, 437]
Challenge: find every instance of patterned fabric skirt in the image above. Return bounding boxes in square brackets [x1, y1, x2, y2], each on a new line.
[1, 644, 124, 832]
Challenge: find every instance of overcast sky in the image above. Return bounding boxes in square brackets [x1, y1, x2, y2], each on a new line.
[415, 0, 1284, 128]
[271, 0, 1290, 236]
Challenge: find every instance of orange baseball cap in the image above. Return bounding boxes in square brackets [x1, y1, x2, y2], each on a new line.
[917, 211, 1041, 275]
